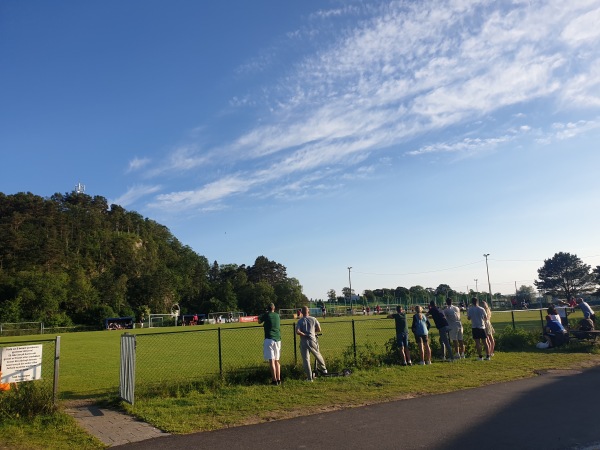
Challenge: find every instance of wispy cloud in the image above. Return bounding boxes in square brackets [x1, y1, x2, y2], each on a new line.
[144, 0, 600, 212]
[126, 157, 150, 173]
[111, 184, 162, 207]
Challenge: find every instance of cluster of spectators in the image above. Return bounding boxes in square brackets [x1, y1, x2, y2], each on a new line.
[257, 296, 596, 384]
[538, 297, 596, 348]
[259, 304, 328, 384]
[387, 297, 495, 365]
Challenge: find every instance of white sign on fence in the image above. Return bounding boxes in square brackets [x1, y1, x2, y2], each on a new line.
[1, 345, 43, 383]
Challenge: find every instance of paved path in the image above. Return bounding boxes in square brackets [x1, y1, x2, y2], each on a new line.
[69, 366, 600, 449]
[65, 401, 169, 447]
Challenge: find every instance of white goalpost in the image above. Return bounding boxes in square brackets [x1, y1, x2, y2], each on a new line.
[148, 314, 177, 328]
[207, 311, 246, 323]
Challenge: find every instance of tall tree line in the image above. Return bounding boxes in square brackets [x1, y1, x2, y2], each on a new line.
[0, 192, 305, 327]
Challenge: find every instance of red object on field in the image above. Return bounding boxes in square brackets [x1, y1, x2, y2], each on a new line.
[239, 316, 259, 323]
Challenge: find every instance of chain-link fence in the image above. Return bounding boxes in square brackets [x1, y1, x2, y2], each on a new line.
[0, 337, 60, 409]
[122, 308, 595, 403]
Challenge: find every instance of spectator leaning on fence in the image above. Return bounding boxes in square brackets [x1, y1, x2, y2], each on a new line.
[481, 300, 495, 357]
[467, 297, 490, 361]
[443, 298, 465, 359]
[387, 305, 413, 366]
[258, 303, 281, 385]
[428, 301, 454, 361]
[577, 298, 595, 323]
[296, 306, 328, 381]
[411, 305, 431, 365]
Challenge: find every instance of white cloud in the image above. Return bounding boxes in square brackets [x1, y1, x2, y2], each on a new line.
[126, 157, 150, 173]
[111, 184, 162, 207]
[145, 0, 600, 212]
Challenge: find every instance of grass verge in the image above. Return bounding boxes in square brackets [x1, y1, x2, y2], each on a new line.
[125, 351, 600, 434]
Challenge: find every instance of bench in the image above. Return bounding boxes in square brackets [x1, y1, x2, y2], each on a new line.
[569, 330, 600, 342]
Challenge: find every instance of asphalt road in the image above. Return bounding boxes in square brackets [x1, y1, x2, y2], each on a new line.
[116, 365, 600, 450]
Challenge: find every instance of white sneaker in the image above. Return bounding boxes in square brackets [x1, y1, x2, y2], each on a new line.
[477, 357, 483, 361]
[419, 361, 425, 365]
[322, 369, 328, 374]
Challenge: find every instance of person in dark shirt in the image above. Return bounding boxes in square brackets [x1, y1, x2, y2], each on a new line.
[387, 306, 412, 366]
[428, 301, 454, 361]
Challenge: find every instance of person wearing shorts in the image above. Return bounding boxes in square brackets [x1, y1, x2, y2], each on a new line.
[443, 298, 465, 359]
[411, 305, 431, 365]
[258, 303, 281, 385]
[467, 297, 490, 361]
[387, 305, 412, 366]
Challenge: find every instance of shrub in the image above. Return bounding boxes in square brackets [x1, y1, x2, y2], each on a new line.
[494, 326, 538, 351]
[0, 381, 55, 420]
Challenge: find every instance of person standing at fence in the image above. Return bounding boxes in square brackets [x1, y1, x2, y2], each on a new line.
[258, 303, 281, 385]
[577, 298, 595, 323]
[443, 298, 465, 359]
[467, 297, 490, 361]
[411, 305, 431, 365]
[387, 306, 412, 366]
[428, 301, 454, 361]
[296, 306, 328, 381]
[481, 300, 495, 357]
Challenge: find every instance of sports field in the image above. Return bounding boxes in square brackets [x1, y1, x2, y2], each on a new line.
[0, 307, 587, 400]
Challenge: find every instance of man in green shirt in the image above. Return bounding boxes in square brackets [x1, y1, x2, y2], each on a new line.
[258, 303, 281, 385]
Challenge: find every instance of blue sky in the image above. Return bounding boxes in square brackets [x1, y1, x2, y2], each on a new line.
[1, 0, 599, 300]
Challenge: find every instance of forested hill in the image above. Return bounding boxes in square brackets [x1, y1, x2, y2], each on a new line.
[0, 191, 305, 327]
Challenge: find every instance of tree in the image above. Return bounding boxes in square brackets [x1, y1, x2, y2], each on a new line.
[534, 252, 595, 299]
[409, 285, 428, 303]
[327, 289, 336, 303]
[394, 286, 410, 302]
[594, 266, 600, 296]
[516, 285, 535, 304]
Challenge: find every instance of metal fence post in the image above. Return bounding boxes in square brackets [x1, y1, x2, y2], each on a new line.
[352, 320, 357, 364]
[539, 308, 545, 333]
[53, 336, 60, 406]
[511, 310, 516, 330]
[218, 327, 223, 377]
[293, 322, 297, 366]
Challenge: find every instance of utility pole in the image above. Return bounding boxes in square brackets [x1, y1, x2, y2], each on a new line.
[484, 253, 492, 307]
[348, 267, 353, 314]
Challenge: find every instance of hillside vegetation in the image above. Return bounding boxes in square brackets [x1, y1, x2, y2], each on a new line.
[0, 191, 304, 327]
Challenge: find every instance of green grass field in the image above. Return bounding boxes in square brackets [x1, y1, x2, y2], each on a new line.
[0, 307, 589, 400]
[0, 307, 598, 450]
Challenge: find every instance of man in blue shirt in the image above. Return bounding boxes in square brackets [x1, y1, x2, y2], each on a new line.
[577, 298, 595, 324]
[543, 315, 568, 348]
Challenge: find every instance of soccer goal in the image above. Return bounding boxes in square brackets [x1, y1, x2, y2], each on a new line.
[148, 314, 177, 328]
[0, 321, 43, 337]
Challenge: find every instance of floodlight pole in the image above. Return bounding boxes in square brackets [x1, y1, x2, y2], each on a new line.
[348, 267, 353, 314]
[474, 279, 478, 295]
[484, 254, 492, 306]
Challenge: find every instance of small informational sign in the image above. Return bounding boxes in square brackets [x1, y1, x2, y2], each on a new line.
[1, 345, 43, 383]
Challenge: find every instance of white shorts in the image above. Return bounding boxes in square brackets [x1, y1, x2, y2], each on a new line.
[263, 339, 281, 360]
[449, 324, 464, 341]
